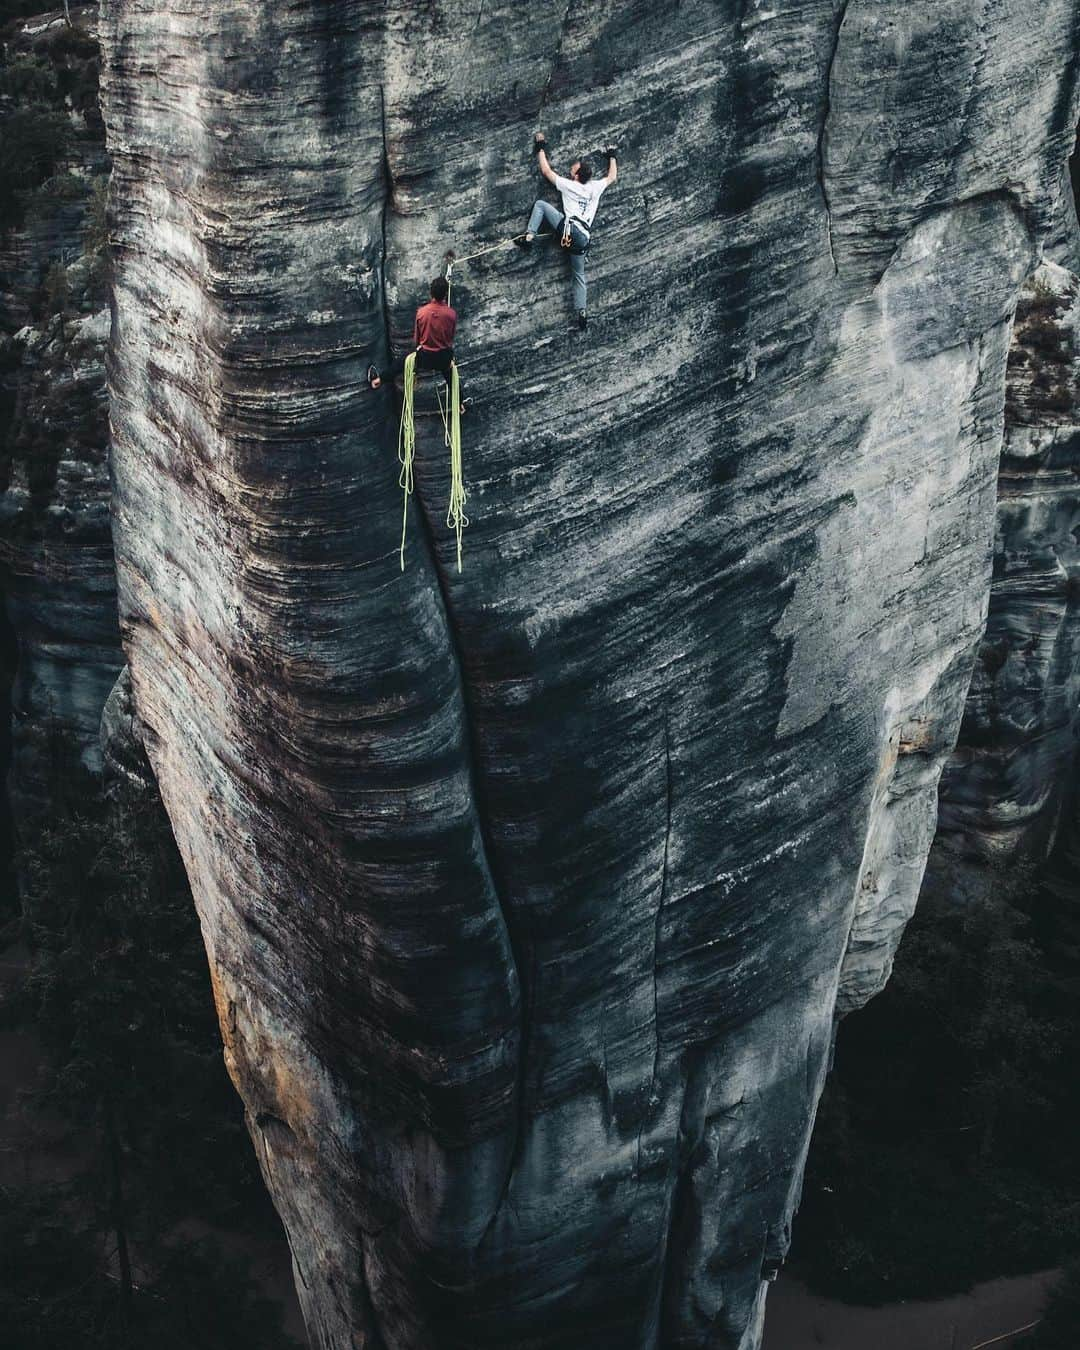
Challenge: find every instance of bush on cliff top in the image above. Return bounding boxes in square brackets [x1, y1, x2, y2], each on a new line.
[0, 8, 102, 229]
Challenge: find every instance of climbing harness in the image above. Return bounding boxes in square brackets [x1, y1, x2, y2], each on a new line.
[560, 217, 591, 256]
[397, 352, 467, 574]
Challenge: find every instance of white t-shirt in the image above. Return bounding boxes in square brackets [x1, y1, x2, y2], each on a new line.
[553, 174, 609, 231]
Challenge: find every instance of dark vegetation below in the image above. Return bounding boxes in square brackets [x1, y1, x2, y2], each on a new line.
[1024, 1260, 1080, 1347]
[793, 861, 1080, 1314]
[0, 3, 110, 505]
[0, 737, 301, 1350]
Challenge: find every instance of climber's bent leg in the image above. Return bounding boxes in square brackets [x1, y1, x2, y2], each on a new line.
[415, 347, 454, 376]
[377, 347, 452, 389]
[416, 347, 466, 411]
[369, 350, 412, 390]
[570, 248, 587, 314]
[527, 199, 563, 238]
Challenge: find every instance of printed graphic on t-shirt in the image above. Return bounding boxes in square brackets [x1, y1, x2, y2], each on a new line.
[553, 175, 609, 230]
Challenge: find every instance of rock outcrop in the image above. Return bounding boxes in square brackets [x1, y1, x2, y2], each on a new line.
[99, 662, 154, 798]
[929, 260, 1080, 898]
[98, 3, 1080, 1347]
[0, 7, 121, 840]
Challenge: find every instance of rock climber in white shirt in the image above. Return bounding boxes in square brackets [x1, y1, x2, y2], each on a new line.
[515, 132, 617, 330]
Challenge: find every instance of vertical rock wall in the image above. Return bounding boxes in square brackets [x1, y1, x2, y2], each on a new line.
[929, 261, 1080, 897]
[99, 3, 1080, 1347]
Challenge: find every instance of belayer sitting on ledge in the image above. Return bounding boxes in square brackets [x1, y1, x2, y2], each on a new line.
[367, 275, 468, 413]
[515, 132, 617, 330]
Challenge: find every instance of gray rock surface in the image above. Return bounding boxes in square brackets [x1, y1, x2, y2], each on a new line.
[99, 662, 155, 797]
[928, 260, 1080, 885]
[0, 7, 121, 830]
[928, 260, 1080, 901]
[98, 2, 1080, 1346]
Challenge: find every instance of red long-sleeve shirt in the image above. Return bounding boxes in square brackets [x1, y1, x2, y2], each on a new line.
[413, 298, 457, 352]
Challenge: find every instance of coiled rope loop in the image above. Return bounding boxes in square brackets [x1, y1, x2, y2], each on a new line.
[397, 352, 416, 571]
[397, 352, 467, 574]
[436, 365, 467, 572]
[396, 232, 523, 573]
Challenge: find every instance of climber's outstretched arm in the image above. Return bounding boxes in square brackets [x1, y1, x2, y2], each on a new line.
[604, 146, 618, 185]
[534, 133, 557, 184]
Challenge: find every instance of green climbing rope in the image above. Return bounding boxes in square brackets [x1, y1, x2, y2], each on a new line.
[436, 364, 467, 572]
[395, 227, 521, 572]
[397, 352, 416, 571]
[397, 352, 467, 574]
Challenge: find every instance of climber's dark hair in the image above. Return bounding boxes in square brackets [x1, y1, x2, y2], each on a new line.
[430, 276, 449, 302]
[575, 159, 592, 184]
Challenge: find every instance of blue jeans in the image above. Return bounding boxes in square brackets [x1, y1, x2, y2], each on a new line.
[527, 199, 588, 311]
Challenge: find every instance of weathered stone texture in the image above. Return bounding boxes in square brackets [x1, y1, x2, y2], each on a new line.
[926, 259, 1080, 908]
[99, 2, 1080, 1347]
[0, 8, 120, 828]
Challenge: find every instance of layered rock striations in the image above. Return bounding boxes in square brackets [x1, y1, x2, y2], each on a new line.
[0, 8, 121, 836]
[99, 3, 1080, 1346]
[927, 261, 1080, 894]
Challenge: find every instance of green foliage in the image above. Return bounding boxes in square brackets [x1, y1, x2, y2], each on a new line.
[0, 1186, 113, 1347]
[0, 1187, 301, 1350]
[41, 260, 70, 326]
[131, 1239, 301, 1350]
[0, 107, 70, 218]
[795, 878, 1080, 1302]
[0, 53, 57, 103]
[82, 173, 109, 297]
[0, 1, 59, 23]
[32, 169, 85, 204]
[1024, 1261, 1080, 1348]
[0, 12, 101, 229]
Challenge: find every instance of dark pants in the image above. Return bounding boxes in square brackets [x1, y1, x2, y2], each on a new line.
[527, 199, 588, 309]
[416, 346, 454, 374]
[389, 346, 458, 386]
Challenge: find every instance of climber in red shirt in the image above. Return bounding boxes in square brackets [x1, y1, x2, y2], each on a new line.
[367, 276, 468, 409]
[412, 282, 457, 359]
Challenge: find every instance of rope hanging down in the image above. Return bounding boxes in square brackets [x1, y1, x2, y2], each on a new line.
[396, 232, 519, 573]
[397, 352, 467, 574]
[397, 352, 416, 572]
[437, 365, 467, 572]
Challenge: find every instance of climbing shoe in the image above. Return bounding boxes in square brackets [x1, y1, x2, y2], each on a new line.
[577, 310, 588, 330]
[514, 235, 533, 250]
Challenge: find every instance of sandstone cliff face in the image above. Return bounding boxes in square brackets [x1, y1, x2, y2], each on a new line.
[99, 3, 1080, 1347]
[929, 260, 1080, 896]
[0, 8, 121, 836]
